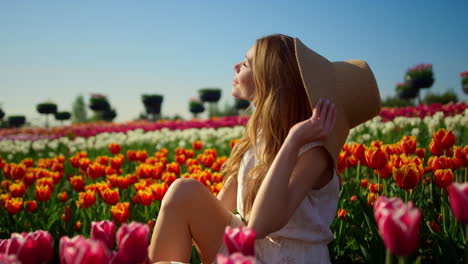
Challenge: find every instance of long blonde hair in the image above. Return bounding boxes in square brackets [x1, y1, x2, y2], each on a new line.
[220, 34, 312, 220]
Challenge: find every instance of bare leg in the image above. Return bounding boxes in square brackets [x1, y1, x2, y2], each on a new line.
[148, 178, 232, 264]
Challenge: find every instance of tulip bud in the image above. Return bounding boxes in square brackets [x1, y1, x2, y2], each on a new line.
[447, 183, 468, 224]
[91, 220, 116, 251]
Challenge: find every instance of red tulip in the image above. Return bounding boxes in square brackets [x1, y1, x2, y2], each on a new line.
[365, 147, 388, 170]
[69, 175, 85, 192]
[192, 140, 203, 150]
[337, 209, 348, 221]
[434, 169, 454, 189]
[101, 188, 119, 205]
[447, 183, 468, 224]
[429, 139, 444, 156]
[223, 226, 256, 256]
[351, 143, 366, 161]
[78, 190, 96, 209]
[9, 182, 26, 198]
[393, 164, 422, 190]
[216, 252, 256, 264]
[60, 236, 108, 264]
[400, 136, 416, 155]
[454, 146, 468, 167]
[5, 198, 23, 215]
[116, 222, 150, 264]
[91, 220, 116, 251]
[108, 143, 121, 155]
[111, 202, 130, 223]
[373, 196, 421, 256]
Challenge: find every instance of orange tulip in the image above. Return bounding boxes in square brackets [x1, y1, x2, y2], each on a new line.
[229, 139, 240, 149]
[111, 202, 130, 223]
[185, 149, 195, 159]
[5, 197, 23, 214]
[9, 181, 26, 198]
[35, 184, 52, 202]
[107, 174, 119, 187]
[166, 162, 180, 175]
[367, 192, 379, 207]
[369, 183, 383, 193]
[23, 171, 36, 186]
[337, 209, 348, 221]
[101, 188, 120, 205]
[162, 172, 177, 186]
[0, 193, 11, 207]
[136, 151, 148, 163]
[199, 154, 215, 168]
[127, 150, 138, 162]
[78, 190, 96, 208]
[135, 188, 153, 206]
[57, 192, 68, 203]
[375, 162, 392, 179]
[175, 147, 186, 156]
[365, 147, 388, 170]
[371, 140, 383, 148]
[70, 175, 85, 192]
[108, 143, 121, 155]
[434, 169, 454, 189]
[393, 164, 422, 190]
[1, 179, 12, 190]
[150, 183, 168, 201]
[204, 148, 217, 158]
[192, 140, 203, 151]
[75, 221, 82, 231]
[360, 179, 368, 188]
[133, 179, 150, 192]
[136, 164, 153, 179]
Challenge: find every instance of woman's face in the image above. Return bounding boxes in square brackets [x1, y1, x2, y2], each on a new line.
[232, 45, 255, 101]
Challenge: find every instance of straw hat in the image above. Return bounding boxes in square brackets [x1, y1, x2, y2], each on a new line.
[294, 37, 381, 168]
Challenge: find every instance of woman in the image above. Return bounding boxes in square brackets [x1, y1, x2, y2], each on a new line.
[148, 34, 381, 264]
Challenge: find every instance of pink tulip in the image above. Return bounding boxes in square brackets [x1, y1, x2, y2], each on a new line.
[223, 226, 256, 256]
[0, 239, 8, 254]
[217, 252, 256, 264]
[116, 222, 150, 264]
[5, 231, 53, 264]
[448, 183, 468, 224]
[91, 220, 116, 250]
[0, 253, 21, 264]
[60, 235, 108, 264]
[373, 195, 421, 256]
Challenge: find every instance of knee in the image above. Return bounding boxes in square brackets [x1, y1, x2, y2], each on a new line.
[160, 178, 203, 211]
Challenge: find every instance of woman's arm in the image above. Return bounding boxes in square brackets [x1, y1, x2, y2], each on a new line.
[216, 175, 237, 213]
[247, 99, 336, 239]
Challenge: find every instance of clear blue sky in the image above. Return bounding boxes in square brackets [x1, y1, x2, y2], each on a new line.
[1, 0, 467, 123]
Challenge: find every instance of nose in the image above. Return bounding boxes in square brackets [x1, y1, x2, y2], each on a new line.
[233, 63, 240, 73]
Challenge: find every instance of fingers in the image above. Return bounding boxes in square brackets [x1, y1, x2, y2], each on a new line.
[311, 98, 323, 121]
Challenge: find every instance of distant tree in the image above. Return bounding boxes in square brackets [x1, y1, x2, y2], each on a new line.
[142, 94, 164, 121]
[100, 108, 117, 122]
[8, 115, 26, 128]
[189, 97, 205, 118]
[36, 102, 57, 127]
[89, 94, 111, 122]
[199, 88, 222, 118]
[55, 111, 71, 126]
[423, 90, 458, 105]
[234, 98, 250, 114]
[0, 108, 4, 128]
[72, 95, 88, 123]
[381, 96, 414, 108]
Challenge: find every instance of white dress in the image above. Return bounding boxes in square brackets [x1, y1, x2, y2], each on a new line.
[216, 141, 340, 264]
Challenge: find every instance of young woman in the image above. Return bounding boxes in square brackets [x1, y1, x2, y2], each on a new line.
[148, 34, 380, 264]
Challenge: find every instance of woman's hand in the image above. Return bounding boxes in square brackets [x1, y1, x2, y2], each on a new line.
[288, 98, 337, 147]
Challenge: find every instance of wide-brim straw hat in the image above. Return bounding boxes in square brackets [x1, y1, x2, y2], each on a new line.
[294, 37, 381, 168]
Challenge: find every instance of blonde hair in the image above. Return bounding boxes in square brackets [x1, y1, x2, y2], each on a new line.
[220, 34, 312, 220]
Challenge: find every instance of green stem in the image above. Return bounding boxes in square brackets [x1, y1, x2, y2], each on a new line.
[338, 219, 343, 238]
[385, 249, 392, 264]
[465, 168, 467, 183]
[357, 161, 361, 183]
[398, 256, 406, 264]
[465, 225, 468, 264]
[405, 191, 408, 203]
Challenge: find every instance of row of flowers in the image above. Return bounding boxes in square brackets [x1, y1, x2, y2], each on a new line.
[1, 103, 466, 142]
[1, 109, 467, 160]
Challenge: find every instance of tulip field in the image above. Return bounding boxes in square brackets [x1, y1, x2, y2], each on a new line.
[0, 102, 467, 263]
